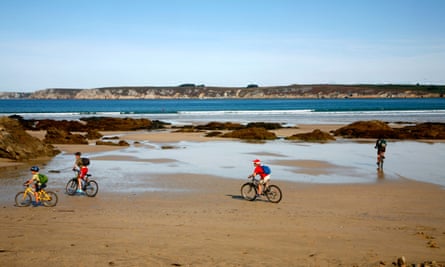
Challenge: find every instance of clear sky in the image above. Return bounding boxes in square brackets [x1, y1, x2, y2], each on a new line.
[1, 0, 444, 91]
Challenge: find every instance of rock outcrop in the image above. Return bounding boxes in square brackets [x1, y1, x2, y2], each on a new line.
[333, 120, 396, 138]
[0, 117, 59, 160]
[395, 123, 445, 139]
[79, 117, 153, 131]
[334, 120, 445, 139]
[286, 129, 335, 142]
[222, 127, 277, 140]
[44, 128, 88, 144]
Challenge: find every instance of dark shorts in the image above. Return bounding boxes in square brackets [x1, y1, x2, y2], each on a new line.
[377, 148, 386, 154]
[35, 183, 47, 192]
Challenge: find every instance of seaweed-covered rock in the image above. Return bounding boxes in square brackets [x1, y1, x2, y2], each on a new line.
[21, 119, 87, 131]
[205, 131, 223, 137]
[246, 122, 283, 130]
[0, 117, 59, 160]
[81, 117, 152, 131]
[286, 129, 335, 142]
[395, 123, 445, 139]
[96, 140, 130, 146]
[222, 127, 276, 140]
[44, 127, 88, 144]
[196, 122, 244, 130]
[333, 120, 396, 138]
[85, 129, 103, 140]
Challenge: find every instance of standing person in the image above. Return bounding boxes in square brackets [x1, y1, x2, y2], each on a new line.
[375, 137, 387, 170]
[24, 166, 47, 206]
[249, 159, 270, 196]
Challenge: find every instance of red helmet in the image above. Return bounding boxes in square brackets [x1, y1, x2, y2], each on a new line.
[252, 159, 261, 164]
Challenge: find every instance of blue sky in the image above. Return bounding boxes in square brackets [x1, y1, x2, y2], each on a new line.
[1, 0, 444, 91]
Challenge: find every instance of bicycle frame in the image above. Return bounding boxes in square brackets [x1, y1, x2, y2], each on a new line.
[22, 186, 51, 201]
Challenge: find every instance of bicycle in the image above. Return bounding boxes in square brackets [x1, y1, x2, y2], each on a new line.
[240, 177, 282, 203]
[15, 184, 58, 207]
[65, 171, 99, 197]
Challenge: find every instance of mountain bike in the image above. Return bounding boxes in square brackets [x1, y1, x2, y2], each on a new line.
[65, 171, 99, 197]
[240, 177, 282, 203]
[15, 184, 58, 207]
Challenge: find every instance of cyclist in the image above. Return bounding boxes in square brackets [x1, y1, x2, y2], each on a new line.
[73, 152, 88, 193]
[24, 166, 47, 206]
[375, 137, 387, 169]
[73, 152, 82, 171]
[249, 159, 270, 196]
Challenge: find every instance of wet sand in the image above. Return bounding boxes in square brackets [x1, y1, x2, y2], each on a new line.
[1, 125, 445, 266]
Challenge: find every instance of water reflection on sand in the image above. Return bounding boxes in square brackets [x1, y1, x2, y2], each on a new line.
[2, 140, 444, 199]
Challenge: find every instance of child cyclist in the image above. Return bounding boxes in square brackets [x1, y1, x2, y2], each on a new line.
[73, 152, 88, 193]
[24, 166, 47, 206]
[249, 159, 270, 196]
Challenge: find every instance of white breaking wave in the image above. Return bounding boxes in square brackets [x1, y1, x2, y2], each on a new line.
[178, 109, 314, 115]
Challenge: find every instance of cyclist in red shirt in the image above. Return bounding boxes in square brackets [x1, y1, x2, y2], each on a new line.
[249, 159, 270, 196]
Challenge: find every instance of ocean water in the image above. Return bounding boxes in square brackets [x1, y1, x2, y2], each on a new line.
[1, 98, 445, 125]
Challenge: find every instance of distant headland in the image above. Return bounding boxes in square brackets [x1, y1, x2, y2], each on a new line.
[1, 84, 444, 99]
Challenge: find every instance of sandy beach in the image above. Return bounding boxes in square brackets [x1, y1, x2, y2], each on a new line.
[1, 125, 445, 266]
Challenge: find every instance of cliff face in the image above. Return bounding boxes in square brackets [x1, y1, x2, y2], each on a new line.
[19, 84, 445, 99]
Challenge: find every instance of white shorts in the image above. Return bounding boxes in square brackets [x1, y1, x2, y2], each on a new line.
[259, 175, 270, 184]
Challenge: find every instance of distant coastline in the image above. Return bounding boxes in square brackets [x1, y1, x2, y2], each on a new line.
[1, 84, 444, 99]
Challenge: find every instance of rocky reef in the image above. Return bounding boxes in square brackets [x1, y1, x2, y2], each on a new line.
[0, 117, 59, 160]
[334, 120, 445, 139]
[286, 129, 335, 142]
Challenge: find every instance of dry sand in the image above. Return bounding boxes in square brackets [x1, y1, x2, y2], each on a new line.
[1, 175, 444, 266]
[1, 125, 445, 266]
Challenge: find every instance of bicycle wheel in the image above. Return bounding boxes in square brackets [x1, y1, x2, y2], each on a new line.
[241, 183, 257, 201]
[84, 180, 98, 197]
[66, 178, 78, 195]
[15, 192, 32, 207]
[42, 191, 58, 207]
[265, 185, 282, 203]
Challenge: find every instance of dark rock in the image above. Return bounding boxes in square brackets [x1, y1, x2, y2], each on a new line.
[22, 119, 87, 131]
[395, 123, 445, 139]
[286, 129, 335, 142]
[44, 128, 88, 144]
[85, 129, 103, 140]
[196, 122, 244, 130]
[81, 117, 152, 131]
[333, 120, 396, 138]
[205, 131, 223, 137]
[0, 117, 60, 160]
[246, 122, 283, 130]
[222, 127, 276, 140]
[96, 140, 129, 146]
[151, 120, 170, 129]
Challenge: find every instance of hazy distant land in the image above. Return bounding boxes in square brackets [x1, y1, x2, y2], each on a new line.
[1, 84, 444, 99]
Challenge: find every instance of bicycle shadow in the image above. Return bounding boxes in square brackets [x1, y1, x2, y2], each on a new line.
[225, 194, 269, 202]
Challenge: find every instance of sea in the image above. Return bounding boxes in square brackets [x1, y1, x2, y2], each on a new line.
[1, 98, 445, 125]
